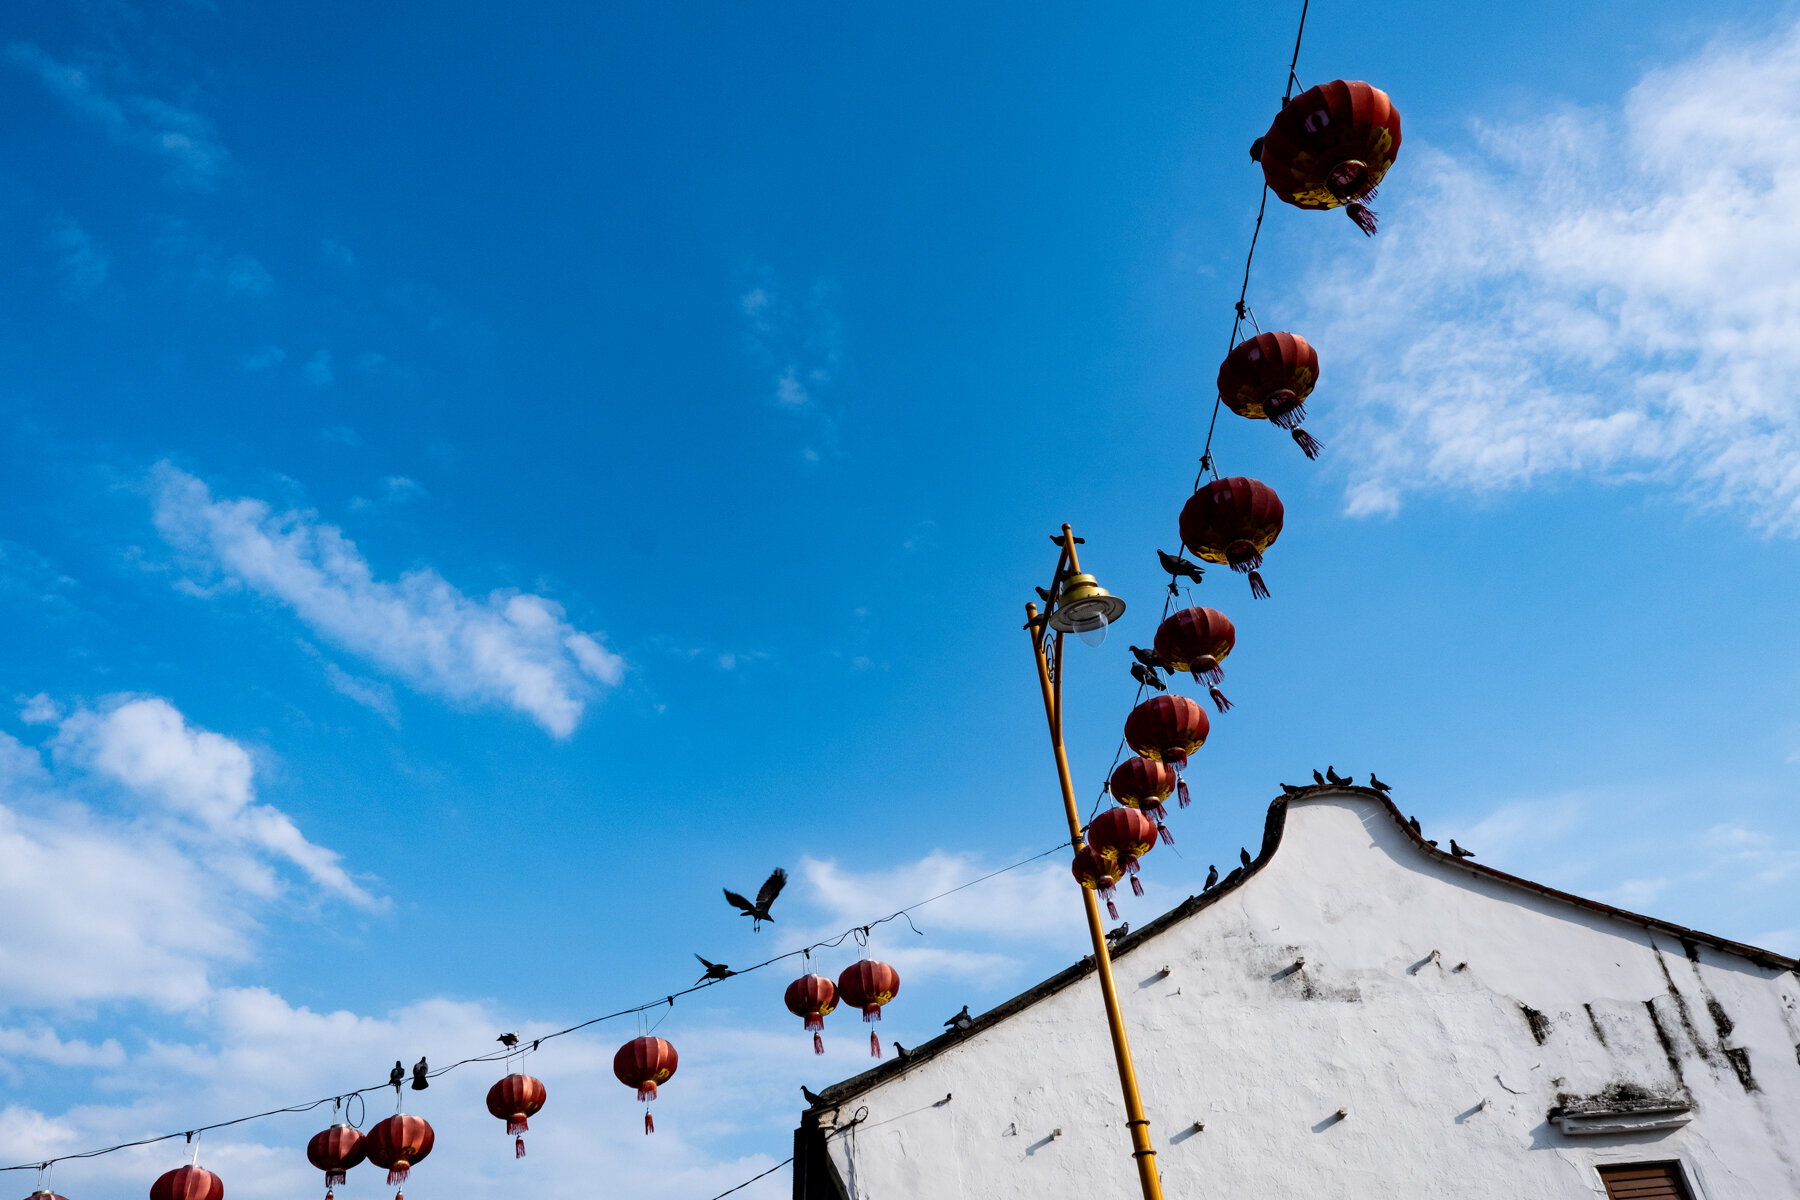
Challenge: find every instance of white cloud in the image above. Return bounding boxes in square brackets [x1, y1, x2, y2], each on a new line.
[241, 346, 286, 373]
[7, 43, 229, 187]
[303, 350, 334, 387]
[738, 278, 843, 459]
[224, 255, 273, 298]
[321, 662, 400, 725]
[18, 693, 63, 725]
[149, 466, 624, 738]
[1301, 19, 1800, 532]
[50, 218, 109, 299]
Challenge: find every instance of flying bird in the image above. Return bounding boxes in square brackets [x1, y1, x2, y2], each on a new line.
[497, 1032, 520, 1049]
[944, 1005, 973, 1030]
[1156, 549, 1205, 594]
[389, 1061, 404, 1091]
[694, 954, 735, 983]
[1130, 662, 1167, 692]
[1369, 773, 1391, 795]
[1280, 782, 1306, 796]
[1407, 816, 1422, 837]
[724, 867, 788, 930]
[1326, 766, 1350, 786]
[1239, 847, 1253, 868]
[1312, 769, 1327, 786]
[1204, 865, 1219, 889]
[801, 1085, 825, 1106]
[1450, 839, 1475, 859]
[411, 1057, 429, 1090]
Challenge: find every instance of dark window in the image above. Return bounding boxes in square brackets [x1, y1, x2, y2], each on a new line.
[1598, 1162, 1695, 1200]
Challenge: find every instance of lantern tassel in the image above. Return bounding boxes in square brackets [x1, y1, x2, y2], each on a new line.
[1147, 800, 1167, 820]
[1346, 202, 1378, 236]
[1157, 823, 1174, 847]
[1176, 775, 1191, 808]
[1131, 874, 1146, 895]
[870, 1030, 881, 1058]
[1291, 428, 1322, 459]
[327, 1172, 347, 1188]
[637, 1081, 658, 1102]
[1107, 898, 1119, 919]
[508, 1115, 529, 1135]
[387, 1166, 409, 1186]
[645, 1111, 654, 1135]
[1210, 686, 1233, 713]
[813, 1032, 824, 1055]
[515, 1135, 527, 1159]
[1248, 571, 1270, 600]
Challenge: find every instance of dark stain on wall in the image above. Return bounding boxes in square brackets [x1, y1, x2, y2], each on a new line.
[1723, 1046, 1759, 1092]
[1645, 1000, 1687, 1084]
[1520, 1004, 1552, 1045]
[1584, 1003, 1608, 1047]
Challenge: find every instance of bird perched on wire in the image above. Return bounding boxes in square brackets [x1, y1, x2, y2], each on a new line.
[389, 1061, 404, 1092]
[1407, 815, 1422, 837]
[1312, 769, 1327, 786]
[1326, 766, 1350, 786]
[1157, 550, 1205, 594]
[1239, 847, 1253, 868]
[1450, 839, 1475, 858]
[694, 954, 735, 983]
[1204, 865, 1219, 890]
[1130, 662, 1167, 692]
[497, 1032, 519, 1049]
[801, 1085, 825, 1106]
[411, 1057, 429, 1091]
[944, 1005, 973, 1031]
[1369, 773, 1391, 795]
[724, 867, 788, 930]
[1280, 782, 1306, 797]
[1128, 645, 1166, 671]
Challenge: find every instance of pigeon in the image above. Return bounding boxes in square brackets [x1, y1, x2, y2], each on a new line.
[694, 954, 735, 983]
[1369, 773, 1391, 795]
[1130, 662, 1167, 692]
[1426, 839, 1439, 848]
[1129, 645, 1166, 671]
[1107, 921, 1129, 943]
[944, 1005, 973, 1030]
[892, 1043, 910, 1060]
[1249, 136, 1265, 163]
[801, 1085, 825, 1106]
[411, 1057, 429, 1091]
[723, 867, 788, 930]
[1157, 550, 1205, 593]
[1407, 816, 1422, 837]
[1326, 766, 1350, 786]
[1450, 839, 1475, 859]
[1204, 864, 1219, 889]
[497, 1032, 520, 1049]
[1312, 769, 1327, 785]
[1280, 782, 1306, 796]
[1239, 847, 1253, 868]
[389, 1061, 405, 1091]
[1035, 586, 1054, 604]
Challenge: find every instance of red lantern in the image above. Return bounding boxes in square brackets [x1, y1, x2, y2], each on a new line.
[1257, 80, 1402, 235]
[486, 1074, 547, 1159]
[1218, 332, 1323, 459]
[1124, 694, 1209, 770]
[1109, 757, 1176, 820]
[1153, 607, 1237, 714]
[1072, 844, 1121, 919]
[363, 1114, 433, 1197]
[150, 1168, 222, 1200]
[27, 1190, 71, 1200]
[784, 974, 838, 1055]
[1179, 477, 1283, 599]
[1088, 806, 1160, 897]
[306, 1124, 366, 1200]
[613, 1036, 678, 1134]
[836, 961, 901, 1057]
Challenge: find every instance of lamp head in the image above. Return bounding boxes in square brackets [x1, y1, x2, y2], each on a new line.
[1047, 573, 1127, 646]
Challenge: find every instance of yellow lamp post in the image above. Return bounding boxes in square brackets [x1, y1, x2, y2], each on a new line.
[1024, 524, 1164, 1200]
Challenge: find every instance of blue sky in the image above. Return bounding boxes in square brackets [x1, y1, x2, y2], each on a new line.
[4, 1, 1800, 1196]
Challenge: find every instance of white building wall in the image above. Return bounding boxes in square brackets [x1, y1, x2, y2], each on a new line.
[815, 795, 1800, 1199]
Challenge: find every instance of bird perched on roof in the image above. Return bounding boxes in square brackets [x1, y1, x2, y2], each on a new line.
[892, 1043, 909, 1061]
[801, 1085, 825, 1106]
[1204, 864, 1219, 889]
[1450, 839, 1475, 858]
[1280, 782, 1306, 797]
[411, 1057, 429, 1090]
[1157, 550, 1205, 593]
[1369, 773, 1391, 795]
[1312, 769, 1327, 786]
[944, 1005, 973, 1031]
[1239, 847, 1253, 868]
[1130, 662, 1167, 692]
[1106, 922, 1129, 943]
[497, 1032, 519, 1049]
[1129, 645, 1166, 671]
[389, 1061, 404, 1092]
[694, 954, 735, 983]
[1326, 766, 1350, 786]
[1407, 815, 1422, 836]
[724, 868, 788, 930]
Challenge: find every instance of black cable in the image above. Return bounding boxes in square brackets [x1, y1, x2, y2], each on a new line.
[705, 1157, 793, 1200]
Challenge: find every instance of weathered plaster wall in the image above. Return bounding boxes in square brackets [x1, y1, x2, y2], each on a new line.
[814, 795, 1800, 1199]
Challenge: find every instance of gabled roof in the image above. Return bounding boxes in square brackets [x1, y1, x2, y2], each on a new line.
[811, 785, 1798, 1111]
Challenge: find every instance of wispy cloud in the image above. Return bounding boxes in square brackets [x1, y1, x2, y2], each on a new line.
[1302, 19, 1800, 531]
[49, 217, 108, 300]
[149, 465, 625, 738]
[7, 42, 229, 188]
[739, 277, 844, 460]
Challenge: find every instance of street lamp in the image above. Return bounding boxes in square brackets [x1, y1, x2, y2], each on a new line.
[1024, 524, 1164, 1200]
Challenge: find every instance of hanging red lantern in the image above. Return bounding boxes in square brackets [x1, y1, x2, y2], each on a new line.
[363, 1114, 433, 1199]
[784, 974, 838, 1055]
[613, 1036, 678, 1135]
[306, 1124, 366, 1200]
[1072, 844, 1122, 920]
[1124, 694, 1209, 771]
[1109, 756, 1176, 819]
[485, 1074, 547, 1159]
[1088, 806, 1160, 896]
[26, 1189, 70, 1200]
[836, 961, 901, 1058]
[1255, 80, 1401, 235]
[1179, 476, 1283, 599]
[150, 1168, 222, 1200]
[1153, 607, 1237, 714]
[1218, 331, 1323, 459]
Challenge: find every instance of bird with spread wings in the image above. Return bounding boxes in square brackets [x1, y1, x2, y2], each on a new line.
[723, 867, 788, 930]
